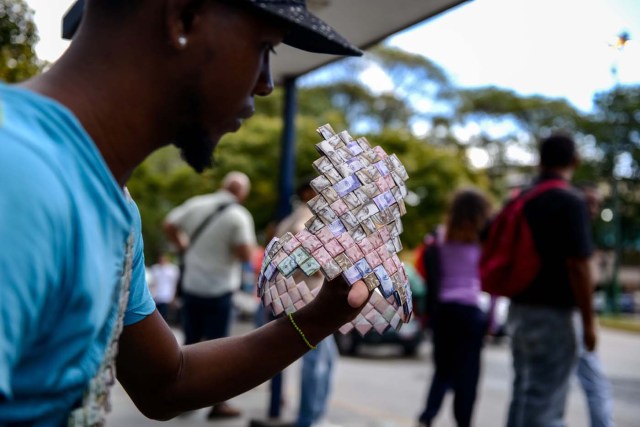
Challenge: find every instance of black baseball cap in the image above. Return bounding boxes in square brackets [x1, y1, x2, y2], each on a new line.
[62, 0, 362, 57]
[238, 0, 362, 56]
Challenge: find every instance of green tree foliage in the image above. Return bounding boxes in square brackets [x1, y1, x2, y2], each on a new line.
[455, 83, 640, 257]
[0, 0, 43, 82]
[300, 45, 455, 132]
[452, 86, 593, 197]
[455, 86, 585, 162]
[580, 85, 640, 256]
[366, 45, 455, 114]
[371, 129, 489, 247]
[457, 87, 584, 135]
[586, 85, 640, 179]
[300, 82, 413, 131]
[128, 46, 640, 261]
[128, 112, 488, 259]
[126, 46, 495, 260]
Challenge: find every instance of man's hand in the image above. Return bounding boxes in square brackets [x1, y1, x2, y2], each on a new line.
[307, 275, 372, 330]
[117, 273, 370, 419]
[566, 257, 597, 352]
[117, 264, 371, 420]
[162, 221, 189, 253]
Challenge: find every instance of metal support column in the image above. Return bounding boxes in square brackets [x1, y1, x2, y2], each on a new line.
[275, 77, 298, 222]
[267, 76, 298, 422]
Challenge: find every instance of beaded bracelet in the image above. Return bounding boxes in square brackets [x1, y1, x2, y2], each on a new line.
[288, 313, 317, 350]
[257, 123, 413, 337]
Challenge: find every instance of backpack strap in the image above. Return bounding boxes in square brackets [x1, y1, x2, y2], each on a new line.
[479, 178, 570, 298]
[518, 179, 569, 205]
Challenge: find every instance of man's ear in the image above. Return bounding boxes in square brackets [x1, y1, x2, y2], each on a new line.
[164, 0, 206, 50]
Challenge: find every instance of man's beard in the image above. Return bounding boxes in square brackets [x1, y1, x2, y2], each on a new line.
[172, 86, 217, 173]
[173, 126, 216, 173]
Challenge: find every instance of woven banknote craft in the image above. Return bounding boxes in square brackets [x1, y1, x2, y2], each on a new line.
[256, 124, 412, 336]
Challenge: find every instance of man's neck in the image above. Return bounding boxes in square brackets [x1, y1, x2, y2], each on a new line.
[20, 48, 170, 186]
[539, 167, 573, 182]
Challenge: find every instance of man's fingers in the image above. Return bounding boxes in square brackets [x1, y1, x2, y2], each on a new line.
[347, 280, 370, 308]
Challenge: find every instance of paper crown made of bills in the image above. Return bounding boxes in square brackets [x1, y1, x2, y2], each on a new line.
[257, 124, 412, 336]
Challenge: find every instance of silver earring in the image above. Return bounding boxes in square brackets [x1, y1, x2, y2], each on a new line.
[177, 35, 188, 48]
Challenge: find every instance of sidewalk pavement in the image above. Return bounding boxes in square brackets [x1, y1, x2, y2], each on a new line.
[106, 319, 640, 427]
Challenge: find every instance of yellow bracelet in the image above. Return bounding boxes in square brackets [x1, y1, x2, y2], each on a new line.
[288, 313, 317, 350]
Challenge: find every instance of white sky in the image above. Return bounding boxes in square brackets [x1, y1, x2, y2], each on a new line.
[26, 0, 640, 114]
[388, 0, 640, 112]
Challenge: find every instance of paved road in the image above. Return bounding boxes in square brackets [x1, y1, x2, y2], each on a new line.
[106, 321, 640, 427]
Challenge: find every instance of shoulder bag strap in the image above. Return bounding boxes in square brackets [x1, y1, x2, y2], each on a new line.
[522, 179, 569, 201]
[513, 179, 569, 210]
[187, 202, 234, 252]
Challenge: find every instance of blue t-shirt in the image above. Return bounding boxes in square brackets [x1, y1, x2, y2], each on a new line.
[0, 84, 156, 425]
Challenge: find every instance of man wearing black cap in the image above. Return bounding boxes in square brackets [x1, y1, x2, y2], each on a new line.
[0, 1, 366, 425]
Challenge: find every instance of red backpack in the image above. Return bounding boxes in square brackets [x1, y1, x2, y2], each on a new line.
[480, 179, 569, 297]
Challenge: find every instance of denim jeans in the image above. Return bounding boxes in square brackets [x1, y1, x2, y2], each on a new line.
[574, 320, 616, 427]
[506, 304, 578, 427]
[296, 336, 338, 427]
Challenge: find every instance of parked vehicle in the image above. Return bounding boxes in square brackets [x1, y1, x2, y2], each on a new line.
[335, 264, 427, 357]
[334, 314, 425, 356]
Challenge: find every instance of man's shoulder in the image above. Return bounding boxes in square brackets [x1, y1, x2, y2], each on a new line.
[225, 203, 253, 221]
[0, 131, 71, 212]
[175, 193, 219, 213]
[0, 86, 94, 200]
[527, 183, 584, 213]
[552, 186, 586, 208]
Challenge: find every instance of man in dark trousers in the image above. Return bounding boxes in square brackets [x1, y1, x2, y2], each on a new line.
[164, 171, 257, 418]
[506, 133, 597, 427]
[0, 1, 369, 425]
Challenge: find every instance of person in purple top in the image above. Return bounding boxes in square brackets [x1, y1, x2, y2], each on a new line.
[417, 188, 492, 427]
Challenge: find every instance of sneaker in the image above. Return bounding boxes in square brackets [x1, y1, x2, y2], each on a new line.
[207, 402, 242, 419]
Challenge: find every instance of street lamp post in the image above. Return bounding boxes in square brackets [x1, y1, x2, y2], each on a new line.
[607, 31, 630, 314]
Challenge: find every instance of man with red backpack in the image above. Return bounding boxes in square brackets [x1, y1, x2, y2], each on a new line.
[483, 133, 596, 427]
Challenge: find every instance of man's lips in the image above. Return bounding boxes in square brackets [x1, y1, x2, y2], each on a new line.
[238, 107, 255, 120]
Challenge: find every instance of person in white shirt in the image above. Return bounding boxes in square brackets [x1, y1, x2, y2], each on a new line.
[163, 171, 257, 418]
[149, 254, 180, 322]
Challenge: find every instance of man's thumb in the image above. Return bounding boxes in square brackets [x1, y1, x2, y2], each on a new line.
[347, 281, 370, 308]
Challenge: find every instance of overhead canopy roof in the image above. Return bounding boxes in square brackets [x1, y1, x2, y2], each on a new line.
[63, 0, 470, 83]
[272, 0, 469, 83]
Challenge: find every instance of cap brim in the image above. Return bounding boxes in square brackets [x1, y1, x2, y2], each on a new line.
[247, 3, 362, 57]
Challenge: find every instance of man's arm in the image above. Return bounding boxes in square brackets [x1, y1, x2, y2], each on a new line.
[231, 208, 257, 262]
[116, 276, 370, 420]
[233, 243, 253, 262]
[162, 220, 189, 253]
[566, 257, 596, 351]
